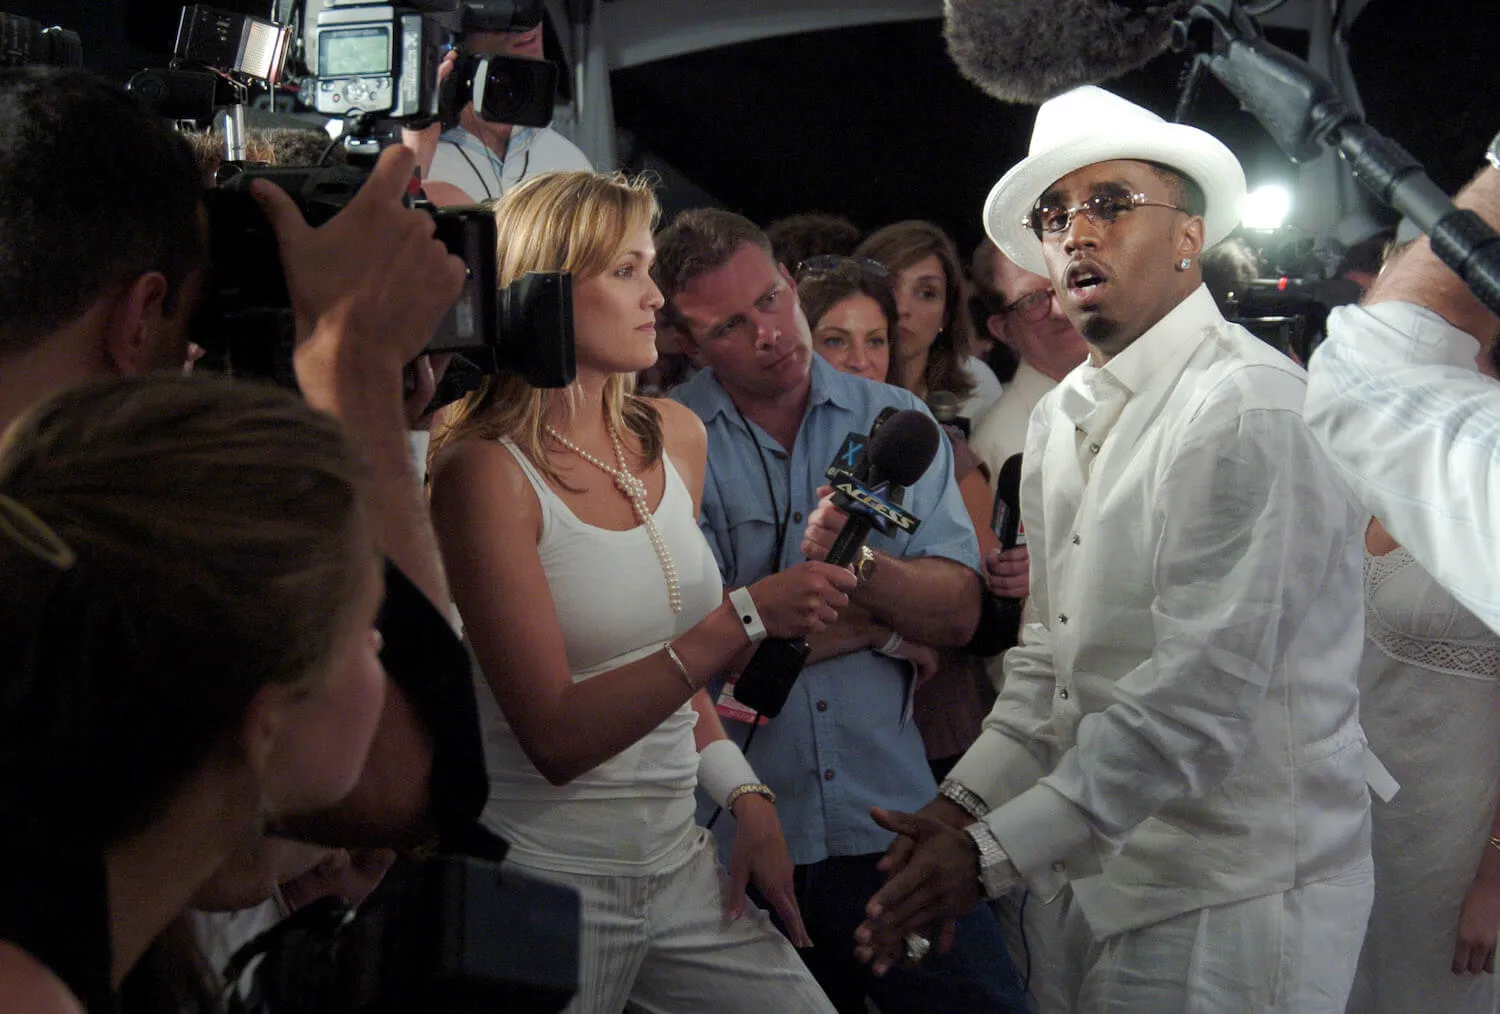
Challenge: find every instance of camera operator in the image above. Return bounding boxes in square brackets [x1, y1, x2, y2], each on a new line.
[403, 2, 590, 206]
[0, 64, 470, 846]
[1304, 153, 1500, 635]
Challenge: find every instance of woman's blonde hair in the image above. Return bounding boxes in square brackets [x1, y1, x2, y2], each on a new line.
[432, 170, 663, 480]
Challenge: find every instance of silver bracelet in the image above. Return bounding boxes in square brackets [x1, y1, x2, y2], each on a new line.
[664, 642, 697, 691]
[938, 778, 991, 820]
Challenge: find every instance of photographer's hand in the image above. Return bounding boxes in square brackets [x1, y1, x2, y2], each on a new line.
[250, 143, 465, 381]
[250, 142, 462, 609]
[251, 144, 466, 845]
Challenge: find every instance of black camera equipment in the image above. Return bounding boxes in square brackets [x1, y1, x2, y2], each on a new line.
[439, 0, 558, 127]
[198, 159, 576, 390]
[1173, 0, 1500, 317]
[0, 11, 82, 69]
[179, 5, 294, 83]
[143, 1, 573, 392]
[309, 0, 449, 119]
[223, 854, 579, 1014]
[301, 0, 557, 129]
[1223, 275, 1364, 362]
[439, 48, 557, 128]
[128, 4, 295, 161]
[460, 0, 544, 33]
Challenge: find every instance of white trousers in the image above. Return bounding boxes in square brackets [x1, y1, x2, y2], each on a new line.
[1001, 859, 1374, 1014]
[514, 829, 835, 1014]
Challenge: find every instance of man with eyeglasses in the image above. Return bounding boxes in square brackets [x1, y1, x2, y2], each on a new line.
[653, 209, 1026, 1014]
[968, 239, 1089, 494]
[853, 86, 1373, 1013]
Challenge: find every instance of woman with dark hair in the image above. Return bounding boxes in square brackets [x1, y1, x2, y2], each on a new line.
[856, 220, 1003, 421]
[429, 171, 847, 1013]
[0, 373, 388, 1014]
[797, 255, 899, 384]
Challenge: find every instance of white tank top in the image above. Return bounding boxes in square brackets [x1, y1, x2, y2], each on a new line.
[475, 438, 724, 875]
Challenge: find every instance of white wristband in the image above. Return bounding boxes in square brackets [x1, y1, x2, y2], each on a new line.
[727, 586, 768, 643]
[697, 739, 760, 808]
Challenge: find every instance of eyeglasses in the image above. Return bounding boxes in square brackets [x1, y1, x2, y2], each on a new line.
[795, 255, 890, 280]
[1000, 289, 1053, 323]
[1025, 192, 1188, 239]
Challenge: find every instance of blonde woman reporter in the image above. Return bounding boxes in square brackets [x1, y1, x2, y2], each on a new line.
[428, 171, 847, 1013]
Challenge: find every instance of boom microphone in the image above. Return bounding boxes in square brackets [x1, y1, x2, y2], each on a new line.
[943, 0, 1190, 104]
[733, 409, 941, 718]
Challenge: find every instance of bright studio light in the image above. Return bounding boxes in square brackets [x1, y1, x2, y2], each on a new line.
[1243, 185, 1292, 231]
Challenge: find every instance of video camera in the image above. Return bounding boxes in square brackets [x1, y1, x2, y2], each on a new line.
[117, 1, 576, 392]
[199, 161, 575, 392]
[224, 854, 579, 1014]
[1224, 276, 1363, 363]
[304, 0, 556, 127]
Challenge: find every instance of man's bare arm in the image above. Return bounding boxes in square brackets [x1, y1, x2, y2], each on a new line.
[1367, 167, 1500, 340]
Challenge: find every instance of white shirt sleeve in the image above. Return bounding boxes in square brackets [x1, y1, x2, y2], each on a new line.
[979, 405, 1357, 896]
[1306, 301, 1500, 632]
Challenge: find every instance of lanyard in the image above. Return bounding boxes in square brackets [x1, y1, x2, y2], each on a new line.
[732, 402, 791, 575]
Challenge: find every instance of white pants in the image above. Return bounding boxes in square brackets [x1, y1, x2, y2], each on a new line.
[514, 829, 835, 1014]
[1003, 859, 1374, 1014]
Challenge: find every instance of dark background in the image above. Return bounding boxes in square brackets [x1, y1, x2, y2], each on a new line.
[611, 0, 1500, 256]
[11, 0, 1500, 258]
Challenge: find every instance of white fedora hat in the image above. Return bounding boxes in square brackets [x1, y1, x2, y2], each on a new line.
[984, 86, 1246, 275]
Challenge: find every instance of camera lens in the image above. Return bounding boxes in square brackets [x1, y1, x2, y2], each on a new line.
[480, 63, 535, 121]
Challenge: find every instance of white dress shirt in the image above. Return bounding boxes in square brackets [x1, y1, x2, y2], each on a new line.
[948, 286, 1372, 938]
[970, 360, 1062, 493]
[961, 355, 1005, 422]
[428, 123, 593, 203]
[1306, 301, 1500, 635]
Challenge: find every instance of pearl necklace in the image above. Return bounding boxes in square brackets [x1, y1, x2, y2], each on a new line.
[545, 423, 682, 615]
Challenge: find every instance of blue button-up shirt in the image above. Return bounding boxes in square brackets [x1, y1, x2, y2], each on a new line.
[673, 354, 981, 863]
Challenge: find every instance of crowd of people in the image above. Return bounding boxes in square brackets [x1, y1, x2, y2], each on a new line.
[6, 6, 1500, 1014]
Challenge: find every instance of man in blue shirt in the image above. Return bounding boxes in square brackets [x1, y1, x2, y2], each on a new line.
[657, 209, 1021, 1014]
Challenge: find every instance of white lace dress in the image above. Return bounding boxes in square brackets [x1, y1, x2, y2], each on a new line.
[1347, 547, 1500, 1013]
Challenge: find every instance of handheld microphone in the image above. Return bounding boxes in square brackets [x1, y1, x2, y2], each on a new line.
[733, 410, 941, 718]
[943, 0, 1190, 105]
[990, 453, 1024, 551]
[964, 453, 1028, 658]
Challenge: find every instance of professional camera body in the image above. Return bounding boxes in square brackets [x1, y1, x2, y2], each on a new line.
[200, 159, 576, 391]
[1224, 274, 1364, 361]
[225, 854, 579, 1014]
[129, 0, 577, 391]
[310, 0, 448, 119]
[300, 0, 557, 127]
[0, 11, 82, 68]
[1221, 233, 1364, 361]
